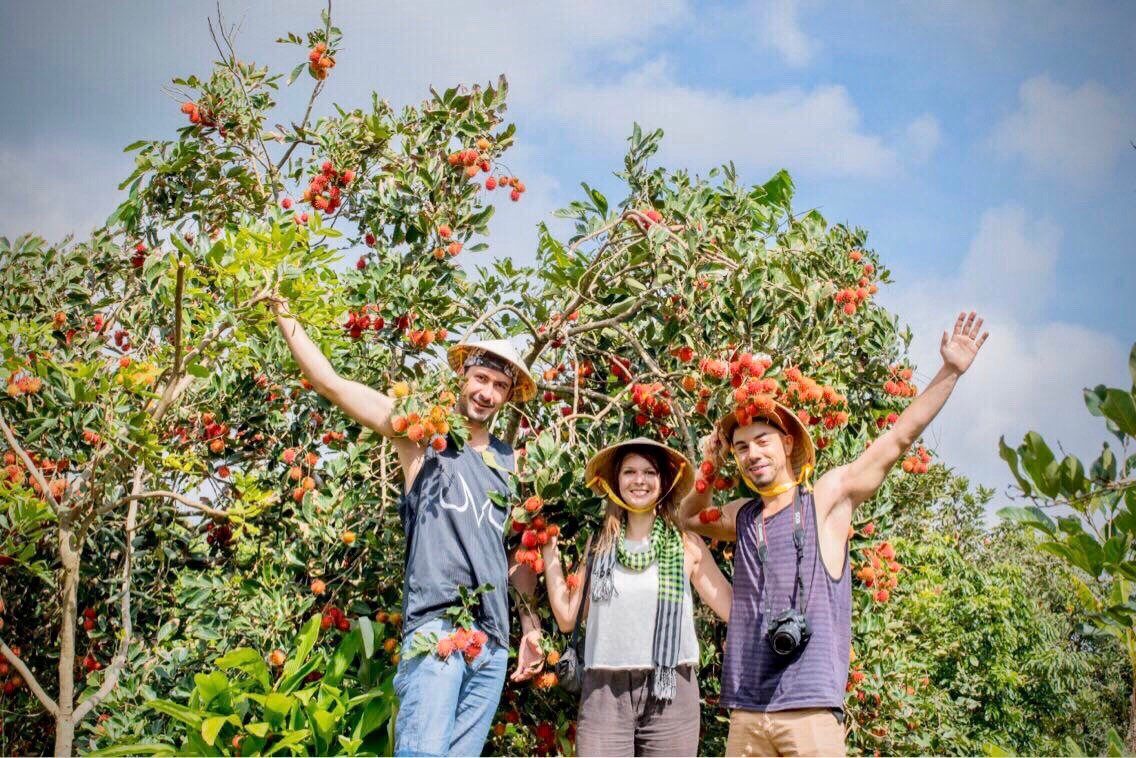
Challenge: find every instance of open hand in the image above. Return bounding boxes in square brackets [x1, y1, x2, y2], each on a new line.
[940, 311, 989, 375]
[509, 629, 544, 682]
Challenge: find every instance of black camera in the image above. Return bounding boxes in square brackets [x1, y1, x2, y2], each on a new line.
[767, 608, 811, 656]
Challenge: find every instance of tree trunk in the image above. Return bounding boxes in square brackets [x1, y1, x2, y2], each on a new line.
[54, 519, 81, 757]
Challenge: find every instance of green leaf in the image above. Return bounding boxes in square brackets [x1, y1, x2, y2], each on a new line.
[193, 670, 229, 706]
[1129, 343, 1136, 388]
[263, 692, 296, 728]
[147, 699, 203, 728]
[185, 361, 210, 379]
[283, 615, 321, 679]
[997, 506, 1055, 536]
[1020, 432, 1059, 496]
[216, 647, 270, 691]
[201, 715, 235, 747]
[326, 627, 362, 686]
[1100, 388, 1136, 437]
[999, 437, 1032, 496]
[358, 616, 375, 659]
[1084, 385, 1109, 417]
[1058, 455, 1087, 496]
[1102, 535, 1128, 568]
[1092, 444, 1118, 482]
[338, 735, 364, 755]
[264, 728, 312, 756]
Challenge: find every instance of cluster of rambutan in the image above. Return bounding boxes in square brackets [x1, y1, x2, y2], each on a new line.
[387, 381, 459, 453]
[854, 540, 900, 603]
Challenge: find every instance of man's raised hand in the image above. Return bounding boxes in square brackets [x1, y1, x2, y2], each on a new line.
[940, 311, 989, 375]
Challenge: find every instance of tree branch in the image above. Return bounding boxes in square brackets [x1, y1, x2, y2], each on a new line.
[104, 489, 228, 521]
[73, 469, 141, 722]
[0, 410, 63, 514]
[173, 259, 186, 376]
[0, 640, 58, 717]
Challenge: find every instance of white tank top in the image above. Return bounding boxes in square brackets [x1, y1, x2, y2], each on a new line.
[584, 537, 700, 670]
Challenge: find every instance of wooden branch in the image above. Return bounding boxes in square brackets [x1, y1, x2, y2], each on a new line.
[73, 470, 141, 722]
[0, 410, 63, 514]
[106, 489, 228, 521]
[458, 302, 537, 344]
[173, 260, 186, 376]
[0, 640, 58, 717]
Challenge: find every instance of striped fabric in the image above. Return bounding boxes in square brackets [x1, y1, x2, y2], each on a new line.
[721, 491, 853, 712]
[592, 517, 685, 699]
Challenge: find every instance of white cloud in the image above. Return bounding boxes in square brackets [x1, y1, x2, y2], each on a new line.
[901, 114, 942, 165]
[990, 76, 1131, 183]
[883, 204, 1129, 493]
[753, 0, 818, 67]
[550, 57, 935, 178]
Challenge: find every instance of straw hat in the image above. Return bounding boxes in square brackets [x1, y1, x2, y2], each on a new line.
[717, 399, 815, 482]
[447, 339, 537, 402]
[585, 437, 695, 505]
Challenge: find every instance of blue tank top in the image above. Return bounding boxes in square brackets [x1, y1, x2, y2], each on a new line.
[721, 491, 852, 712]
[398, 436, 515, 648]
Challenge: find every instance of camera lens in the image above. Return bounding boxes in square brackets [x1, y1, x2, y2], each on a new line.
[771, 625, 800, 655]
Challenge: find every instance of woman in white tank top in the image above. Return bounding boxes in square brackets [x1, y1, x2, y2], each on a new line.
[541, 438, 732, 756]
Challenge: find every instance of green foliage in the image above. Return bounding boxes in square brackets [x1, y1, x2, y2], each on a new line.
[0, 7, 1128, 756]
[998, 342, 1136, 753]
[92, 616, 398, 756]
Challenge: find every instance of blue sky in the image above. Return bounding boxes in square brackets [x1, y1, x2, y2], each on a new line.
[2, 1, 1134, 493]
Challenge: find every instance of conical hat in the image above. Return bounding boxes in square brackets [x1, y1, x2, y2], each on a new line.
[447, 339, 536, 402]
[584, 437, 695, 504]
[716, 400, 815, 481]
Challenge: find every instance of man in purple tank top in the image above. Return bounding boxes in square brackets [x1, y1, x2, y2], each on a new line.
[681, 311, 989, 756]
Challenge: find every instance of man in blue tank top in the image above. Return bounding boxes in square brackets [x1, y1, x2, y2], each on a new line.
[681, 311, 989, 756]
[270, 297, 545, 756]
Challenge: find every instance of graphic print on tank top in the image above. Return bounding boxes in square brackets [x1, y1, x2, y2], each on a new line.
[399, 436, 516, 647]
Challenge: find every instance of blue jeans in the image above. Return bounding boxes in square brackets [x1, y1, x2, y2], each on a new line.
[393, 618, 508, 756]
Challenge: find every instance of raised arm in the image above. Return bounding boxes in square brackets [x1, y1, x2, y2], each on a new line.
[269, 298, 425, 484]
[815, 311, 989, 523]
[684, 532, 732, 622]
[679, 433, 743, 541]
[540, 535, 589, 633]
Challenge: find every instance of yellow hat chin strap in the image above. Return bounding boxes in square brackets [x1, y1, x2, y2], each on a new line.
[589, 461, 686, 514]
[733, 452, 813, 497]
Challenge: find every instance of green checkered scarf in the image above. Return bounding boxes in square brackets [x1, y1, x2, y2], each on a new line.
[592, 516, 685, 700]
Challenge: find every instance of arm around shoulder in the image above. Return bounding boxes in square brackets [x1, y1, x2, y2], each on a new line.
[684, 532, 732, 622]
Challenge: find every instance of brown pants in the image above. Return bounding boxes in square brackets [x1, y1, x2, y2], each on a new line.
[725, 708, 846, 757]
[576, 666, 700, 756]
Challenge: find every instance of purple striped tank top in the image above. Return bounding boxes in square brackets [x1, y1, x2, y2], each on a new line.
[721, 491, 852, 712]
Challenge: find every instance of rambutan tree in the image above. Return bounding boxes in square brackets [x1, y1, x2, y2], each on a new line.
[0, 7, 1126, 756]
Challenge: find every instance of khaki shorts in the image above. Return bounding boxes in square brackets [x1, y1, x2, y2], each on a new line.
[725, 708, 846, 757]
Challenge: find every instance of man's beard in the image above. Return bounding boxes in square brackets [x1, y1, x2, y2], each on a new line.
[458, 396, 498, 425]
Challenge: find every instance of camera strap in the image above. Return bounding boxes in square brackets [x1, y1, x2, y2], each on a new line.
[753, 490, 808, 618]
